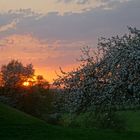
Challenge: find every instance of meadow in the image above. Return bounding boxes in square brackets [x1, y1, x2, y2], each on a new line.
[0, 102, 140, 140]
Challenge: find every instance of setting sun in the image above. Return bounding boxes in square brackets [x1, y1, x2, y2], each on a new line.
[23, 81, 30, 87]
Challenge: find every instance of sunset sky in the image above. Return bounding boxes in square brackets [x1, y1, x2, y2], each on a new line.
[0, 0, 140, 82]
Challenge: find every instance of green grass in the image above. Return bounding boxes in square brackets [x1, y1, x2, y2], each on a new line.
[0, 103, 140, 140]
[119, 111, 140, 132]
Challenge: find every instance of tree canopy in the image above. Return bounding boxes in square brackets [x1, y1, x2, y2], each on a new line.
[0, 60, 34, 88]
[54, 27, 140, 113]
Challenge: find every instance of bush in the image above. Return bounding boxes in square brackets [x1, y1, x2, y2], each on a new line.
[59, 112, 126, 131]
[94, 111, 126, 131]
[17, 88, 56, 119]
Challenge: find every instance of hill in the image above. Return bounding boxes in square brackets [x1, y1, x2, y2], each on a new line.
[0, 103, 140, 140]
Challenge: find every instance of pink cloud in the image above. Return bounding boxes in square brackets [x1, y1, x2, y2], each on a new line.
[0, 34, 81, 82]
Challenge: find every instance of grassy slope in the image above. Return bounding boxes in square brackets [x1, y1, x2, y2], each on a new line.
[119, 111, 140, 132]
[0, 103, 140, 140]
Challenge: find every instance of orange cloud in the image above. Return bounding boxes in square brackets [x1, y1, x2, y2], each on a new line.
[0, 34, 80, 82]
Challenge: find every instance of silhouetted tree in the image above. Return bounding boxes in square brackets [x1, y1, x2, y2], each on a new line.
[36, 75, 50, 89]
[1, 60, 34, 89]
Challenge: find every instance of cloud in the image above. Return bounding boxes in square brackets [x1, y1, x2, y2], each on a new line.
[0, 0, 95, 14]
[0, 34, 55, 69]
[0, 0, 139, 43]
[0, 34, 81, 82]
[0, 0, 139, 81]
[76, 0, 89, 4]
[0, 0, 132, 15]
[0, 0, 139, 44]
[98, 0, 132, 9]
[57, 0, 89, 4]
[56, 0, 130, 6]
[0, 19, 19, 32]
[0, 34, 80, 66]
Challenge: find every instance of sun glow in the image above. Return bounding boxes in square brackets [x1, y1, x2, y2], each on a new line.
[22, 76, 37, 87]
[23, 81, 30, 87]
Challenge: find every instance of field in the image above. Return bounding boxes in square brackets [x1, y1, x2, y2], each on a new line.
[0, 103, 140, 140]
